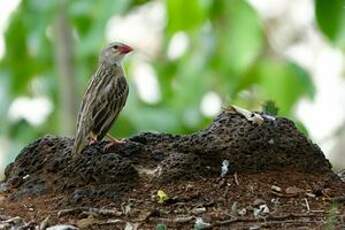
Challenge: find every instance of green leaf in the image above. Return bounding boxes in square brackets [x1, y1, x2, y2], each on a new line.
[315, 0, 345, 48]
[288, 62, 315, 99]
[262, 100, 279, 116]
[155, 224, 167, 230]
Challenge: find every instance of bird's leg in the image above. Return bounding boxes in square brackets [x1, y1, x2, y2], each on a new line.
[89, 133, 98, 145]
[106, 133, 125, 144]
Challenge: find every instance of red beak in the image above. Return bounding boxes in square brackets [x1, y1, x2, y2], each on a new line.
[118, 44, 133, 54]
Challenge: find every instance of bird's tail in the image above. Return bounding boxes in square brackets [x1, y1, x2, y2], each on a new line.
[72, 134, 88, 156]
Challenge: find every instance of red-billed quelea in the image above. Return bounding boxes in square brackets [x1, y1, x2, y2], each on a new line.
[72, 42, 133, 155]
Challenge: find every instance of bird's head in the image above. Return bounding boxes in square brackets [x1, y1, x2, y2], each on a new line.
[100, 42, 133, 65]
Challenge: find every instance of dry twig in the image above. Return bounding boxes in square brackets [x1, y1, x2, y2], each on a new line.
[204, 213, 324, 229]
[57, 207, 122, 217]
[150, 216, 194, 224]
[234, 172, 240, 186]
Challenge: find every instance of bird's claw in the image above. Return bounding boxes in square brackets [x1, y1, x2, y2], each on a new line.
[103, 139, 126, 153]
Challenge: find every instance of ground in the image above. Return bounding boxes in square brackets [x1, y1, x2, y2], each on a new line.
[0, 108, 345, 229]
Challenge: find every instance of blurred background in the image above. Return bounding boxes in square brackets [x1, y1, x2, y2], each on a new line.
[0, 0, 344, 177]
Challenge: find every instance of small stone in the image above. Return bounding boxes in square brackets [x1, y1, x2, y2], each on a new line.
[253, 198, 266, 207]
[305, 192, 316, 198]
[286, 186, 303, 195]
[194, 217, 211, 229]
[271, 185, 282, 192]
[271, 198, 280, 206]
[192, 207, 206, 215]
[253, 204, 270, 217]
[249, 224, 261, 230]
[0, 183, 8, 192]
[220, 160, 229, 177]
[237, 208, 247, 216]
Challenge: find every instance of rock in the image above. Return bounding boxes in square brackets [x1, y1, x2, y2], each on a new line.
[2, 108, 333, 203]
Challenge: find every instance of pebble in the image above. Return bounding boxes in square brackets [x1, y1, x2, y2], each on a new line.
[238, 208, 247, 216]
[192, 207, 206, 215]
[271, 185, 282, 192]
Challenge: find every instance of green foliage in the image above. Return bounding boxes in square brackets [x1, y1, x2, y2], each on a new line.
[155, 224, 167, 230]
[262, 100, 279, 116]
[315, 0, 345, 49]
[166, 0, 207, 34]
[325, 203, 338, 230]
[1, 0, 332, 163]
[213, 0, 263, 77]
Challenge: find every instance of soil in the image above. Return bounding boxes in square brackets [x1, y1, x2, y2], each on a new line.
[0, 108, 344, 229]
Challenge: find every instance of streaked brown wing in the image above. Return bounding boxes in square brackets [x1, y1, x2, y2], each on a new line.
[91, 75, 129, 140]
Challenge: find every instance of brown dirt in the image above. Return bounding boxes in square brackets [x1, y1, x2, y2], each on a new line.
[1, 109, 345, 229]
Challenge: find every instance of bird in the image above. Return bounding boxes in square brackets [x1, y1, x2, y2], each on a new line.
[72, 42, 133, 156]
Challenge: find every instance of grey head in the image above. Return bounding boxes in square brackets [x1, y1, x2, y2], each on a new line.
[100, 42, 133, 65]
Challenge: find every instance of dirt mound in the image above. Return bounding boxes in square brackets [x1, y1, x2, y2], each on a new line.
[1, 108, 344, 229]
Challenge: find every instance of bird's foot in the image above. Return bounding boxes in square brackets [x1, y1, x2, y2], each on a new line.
[103, 139, 126, 153]
[89, 139, 97, 145]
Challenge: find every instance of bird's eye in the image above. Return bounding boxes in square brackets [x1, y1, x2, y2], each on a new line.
[112, 45, 118, 50]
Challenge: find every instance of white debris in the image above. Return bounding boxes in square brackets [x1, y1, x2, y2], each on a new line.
[194, 217, 211, 229]
[122, 203, 132, 216]
[22, 174, 30, 180]
[271, 198, 280, 206]
[221, 160, 229, 177]
[249, 225, 261, 230]
[305, 192, 316, 198]
[238, 208, 247, 216]
[253, 204, 270, 218]
[2, 217, 23, 225]
[271, 185, 282, 192]
[124, 222, 139, 230]
[262, 114, 276, 121]
[47, 225, 79, 230]
[192, 207, 206, 215]
[0, 182, 8, 192]
[230, 105, 264, 125]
